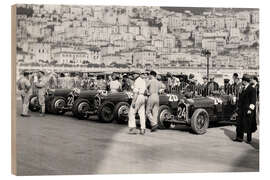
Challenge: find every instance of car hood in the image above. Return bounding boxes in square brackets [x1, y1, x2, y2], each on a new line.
[100, 91, 131, 102]
[78, 90, 99, 98]
[185, 95, 232, 108]
[49, 89, 73, 97]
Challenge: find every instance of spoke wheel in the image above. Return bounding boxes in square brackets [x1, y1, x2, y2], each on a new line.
[158, 105, 172, 129]
[51, 97, 66, 115]
[72, 99, 90, 120]
[114, 102, 130, 124]
[29, 95, 40, 112]
[98, 102, 115, 123]
[190, 108, 209, 134]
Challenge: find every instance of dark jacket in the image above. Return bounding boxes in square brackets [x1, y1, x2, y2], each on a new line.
[237, 84, 257, 133]
[230, 82, 242, 99]
[207, 81, 219, 95]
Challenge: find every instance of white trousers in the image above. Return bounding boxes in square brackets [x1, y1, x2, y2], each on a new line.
[128, 95, 146, 130]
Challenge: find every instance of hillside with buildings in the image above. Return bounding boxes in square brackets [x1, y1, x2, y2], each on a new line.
[16, 4, 259, 72]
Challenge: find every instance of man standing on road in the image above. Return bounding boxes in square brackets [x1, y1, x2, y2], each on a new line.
[17, 71, 32, 117]
[233, 74, 257, 143]
[128, 70, 146, 135]
[35, 70, 48, 117]
[146, 70, 163, 132]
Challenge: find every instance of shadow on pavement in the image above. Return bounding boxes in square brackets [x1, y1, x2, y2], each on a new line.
[220, 127, 259, 150]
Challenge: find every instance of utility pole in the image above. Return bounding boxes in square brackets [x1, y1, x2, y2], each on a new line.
[201, 49, 211, 80]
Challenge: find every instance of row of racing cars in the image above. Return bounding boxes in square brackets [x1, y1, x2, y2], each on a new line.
[28, 88, 237, 135]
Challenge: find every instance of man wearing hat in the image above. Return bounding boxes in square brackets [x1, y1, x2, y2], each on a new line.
[234, 74, 257, 143]
[35, 70, 48, 117]
[17, 71, 32, 117]
[128, 70, 147, 135]
[146, 70, 164, 132]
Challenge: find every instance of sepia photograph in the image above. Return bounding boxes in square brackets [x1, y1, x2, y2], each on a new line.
[12, 4, 259, 175]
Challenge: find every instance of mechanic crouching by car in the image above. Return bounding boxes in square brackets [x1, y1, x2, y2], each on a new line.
[233, 74, 257, 144]
[146, 70, 164, 132]
[35, 70, 48, 117]
[128, 70, 147, 135]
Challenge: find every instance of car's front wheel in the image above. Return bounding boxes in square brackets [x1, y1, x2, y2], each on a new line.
[28, 95, 40, 112]
[98, 101, 115, 123]
[190, 108, 209, 134]
[51, 96, 66, 115]
[158, 105, 172, 129]
[72, 99, 91, 120]
[114, 102, 130, 124]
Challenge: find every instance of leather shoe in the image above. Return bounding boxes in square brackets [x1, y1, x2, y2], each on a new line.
[233, 138, 243, 142]
[128, 128, 137, 135]
[151, 124, 159, 132]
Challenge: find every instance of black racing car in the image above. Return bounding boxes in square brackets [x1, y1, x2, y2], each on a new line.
[29, 88, 98, 115]
[157, 93, 237, 134]
[72, 90, 133, 123]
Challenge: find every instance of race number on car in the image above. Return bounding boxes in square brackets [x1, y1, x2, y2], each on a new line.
[167, 94, 178, 102]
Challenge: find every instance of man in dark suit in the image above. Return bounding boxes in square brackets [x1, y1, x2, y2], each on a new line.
[234, 74, 257, 143]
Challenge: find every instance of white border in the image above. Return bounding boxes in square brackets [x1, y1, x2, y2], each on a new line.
[1, 0, 269, 179]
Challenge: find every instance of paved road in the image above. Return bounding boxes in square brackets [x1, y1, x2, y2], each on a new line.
[15, 101, 259, 175]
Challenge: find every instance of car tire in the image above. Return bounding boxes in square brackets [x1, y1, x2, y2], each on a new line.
[28, 95, 40, 112]
[98, 101, 115, 123]
[158, 105, 172, 129]
[72, 98, 91, 120]
[51, 96, 66, 115]
[114, 102, 130, 124]
[190, 108, 209, 135]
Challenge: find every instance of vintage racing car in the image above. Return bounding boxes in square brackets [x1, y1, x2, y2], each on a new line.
[72, 90, 133, 123]
[157, 93, 237, 134]
[28, 88, 98, 115]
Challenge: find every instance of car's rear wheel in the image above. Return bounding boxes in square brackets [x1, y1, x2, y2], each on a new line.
[98, 101, 115, 123]
[158, 105, 172, 129]
[72, 99, 91, 120]
[51, 96, 66, 115]
[28, 95, 40, 112]
[114, 102, 130, 124]
[190, 108, 209, 134]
